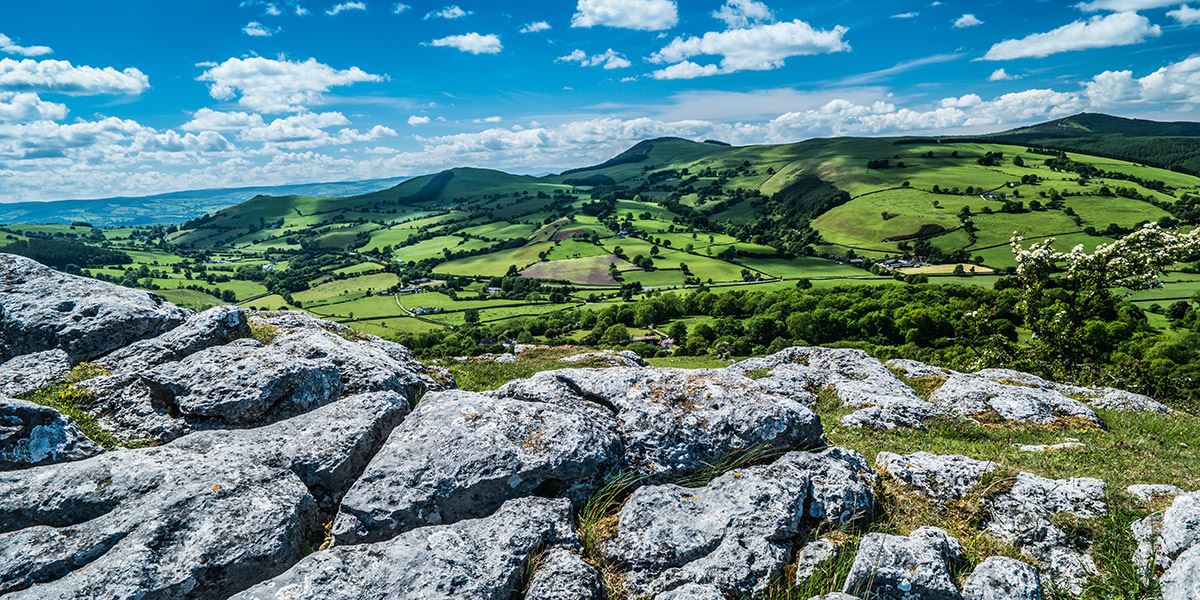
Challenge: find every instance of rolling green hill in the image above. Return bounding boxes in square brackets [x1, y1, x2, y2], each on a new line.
[6, 112, 1200, 346]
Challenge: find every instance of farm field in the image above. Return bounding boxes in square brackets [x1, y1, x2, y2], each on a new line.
[6, 120, 1200, 350]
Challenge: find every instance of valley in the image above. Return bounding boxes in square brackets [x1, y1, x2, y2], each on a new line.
[5, 114, 1200, 349]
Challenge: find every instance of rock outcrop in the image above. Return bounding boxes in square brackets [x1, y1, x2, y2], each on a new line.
[0, 396, 101, 470]
[604, 449, 874, 597]
[1, 253, 190, 361]
[0, 349, 71, 397]
[843, 527, 964, 600]
[232, 497, 577, 600]
[526, 548, 604, 600]
[333, 388, 623, 544]
[0, 391, 409, 598]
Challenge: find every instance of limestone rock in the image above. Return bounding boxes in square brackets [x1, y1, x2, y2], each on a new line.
[560, 349, 647, 367]
[0, 397, 102, 470]
[1086, 388, 1172, 414]
[929, 374, 1103, 427]
[0, 391, 408, 598]
[1162, 545, 1200, 600]
[494, 367, 824, 475]
[886, 358, 956, 379]
[270, 326, 442, 397]
[604, 449, 873, 597]
[655, 583, 726, 600]
[0, 253, 190, 361]
[232, 497, 578, 600]
[733, 347, 943, 430]
[983, 472, 1106, 594]
[794, 538, 838, 584]
[973, 368, 1170, 414]
[876, 451, 996, 503]
[526, 548, 604, 600]
[333, 389, 622, 544]
[96, 305, 249, 371]
[843, 527, 963, 600]
[1158, 492, 1200, 571]
[0, 349, 71, 397]
[961, 556, 1042, 600]
[1126, 483, 1181, 504]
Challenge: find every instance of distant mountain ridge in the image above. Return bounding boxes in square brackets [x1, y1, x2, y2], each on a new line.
[0, 177, 410, 227]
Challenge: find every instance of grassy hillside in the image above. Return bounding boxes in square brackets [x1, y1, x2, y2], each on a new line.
[7, 113, 1200, 357]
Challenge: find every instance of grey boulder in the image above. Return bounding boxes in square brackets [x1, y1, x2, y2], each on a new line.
[270, 325, 442, 397]
[96, 305, 249, 371]
[0, 253, 190, 361]
[0, 349, 71, 397]
[929, 374, 1103, 428]
[843, 527, 964, 600]
[962, 556, 1041, 600]
[334, 389, 622, 544]
[494, 367, 824, 475]
[876, 451, 996, 503]
[983, 472, 1106, 595]
[0, 391, 410, 599]
[560, 349, 647, 367]
[794, 538, 839, 584]
[732, 347, 942, 430]
[0, 397, 102, 470]
[655, 583, 726, 599]
[1162, 545, 1200, 600]
[232, 497, 577, 600]
[604, 449, 874, 597]
[526, 548, 604, 600]
[1126, 484, 1184, 504]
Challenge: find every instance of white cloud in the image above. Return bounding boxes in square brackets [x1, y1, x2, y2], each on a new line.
[649, 19, 850, 79]
[0, 58, 149, 95]
[182, 108, 266, 132]
[1085, 55, 1200, 106]
[953, 13, 983, 28]
[197, 56, 383, 113]
[473, 115, 502, 123]
[557, 48, 632, 69]
[983, 12, 1161, 60]
[392, 3, 410, 13]
[424, 5, 470, 19]
[712, 0, 774, 29]
[571, 0, 679, 31]
[520, 21, 552, 33]
[0, 34, 52, 57]
[242, 21, 278, 36]
[0, 91, 67, 122]
[408, 115, 431, 126]
[325, 1, 366, 15]
[892, 12, 919, 19]
[988, 68, 1022, 81]
[1168, 5, 1200, 25]
[1077, 0, 1179, 11]
[427, 33, 502, 54]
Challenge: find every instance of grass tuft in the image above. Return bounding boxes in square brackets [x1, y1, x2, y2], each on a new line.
[18, 384, 120, 450]
[64, 362, 111, 384]
[249, 322, 280, 345]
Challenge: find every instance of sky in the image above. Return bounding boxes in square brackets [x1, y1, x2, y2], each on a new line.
[1, 0, 1198, 202]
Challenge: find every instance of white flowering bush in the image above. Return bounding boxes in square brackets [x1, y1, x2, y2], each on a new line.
[1010, 223, 1200, 361]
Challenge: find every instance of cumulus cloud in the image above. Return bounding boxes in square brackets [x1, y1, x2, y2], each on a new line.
[557, 48, 632, 69]
[197, 56, 384, 112]
[571, 0, 679, 31]
[182, 108, 266, 132]
[983, 12, 1160, 60]
[325, 1, 366, 15]
[712, 0, 774, 29]
[0, 91, 68, 122]
[427, 33, 502, 54]
[473, 115, 502, 123]
[0, 58, 149, 95]
[407, 115, 430, 126]
[520, 21, 551, 33]
[892, 12, 919, 19]
[1085, 55, 1200, 106]
[424, 5, 470, 19]
[0, 34, 52, 57]
[242, 21, 278, 36]
[392, 3, 410, 13]
[988, 68, 1022, 81]
[649, 19, 850, 79]
[1076, 0, 1179, 11]
[954, 14, 983, 28]
[1168, 5, 1200, 25]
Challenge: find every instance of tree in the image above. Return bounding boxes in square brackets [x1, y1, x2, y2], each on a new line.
[1011, 224, 1200, 362]
[464, 308, 480, 324]
[600, 323, 631, 347]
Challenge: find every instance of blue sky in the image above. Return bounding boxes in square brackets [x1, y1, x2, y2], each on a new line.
[1, 0, 1198, 201]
